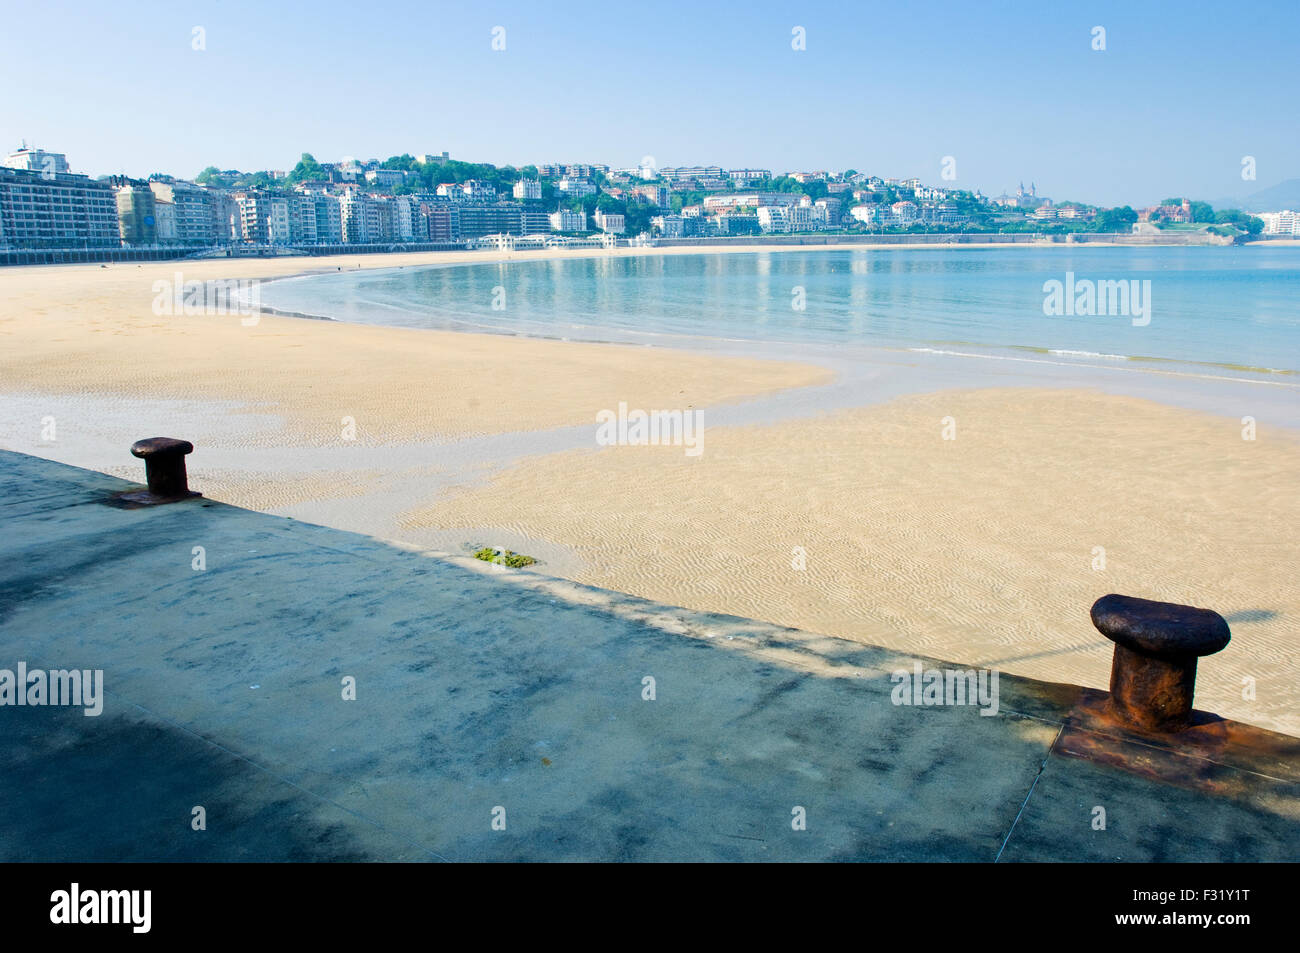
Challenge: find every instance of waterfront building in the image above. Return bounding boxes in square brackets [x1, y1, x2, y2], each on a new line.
[890, 200, 919, 225]
[757, 206, 791, 233]
[651, 214, 685, 237]
[340, 191, 381, 243]
[149, 179, 216, 245]
[457, 203, 526, 239]
[286, 193, 318, 244]
[549, 208, 588, 232]
[313, 194, 343, 243]
[209, 191, 240, 243]
[593, 209, 625, 234]
[1258, 210, 1298, 235]
[153, 198, 176, 243]
[849, 204, 880, 225]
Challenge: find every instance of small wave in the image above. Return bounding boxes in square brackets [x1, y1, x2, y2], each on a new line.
[1047, 349, 1130, 360]
[906, 346, 1298, 387]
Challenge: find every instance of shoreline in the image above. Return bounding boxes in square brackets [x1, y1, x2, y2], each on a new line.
[251, 244, 1300, 392]
[0, 230, 1261, 277]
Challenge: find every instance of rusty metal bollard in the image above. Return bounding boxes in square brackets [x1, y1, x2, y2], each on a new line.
[1090, 594, 1231, 732]
[127, 437, 201, 503]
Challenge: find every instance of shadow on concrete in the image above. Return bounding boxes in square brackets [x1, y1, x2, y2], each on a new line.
[0, 705, 403, 861]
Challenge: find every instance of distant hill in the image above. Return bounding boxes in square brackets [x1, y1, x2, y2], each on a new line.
[1206, 178, 1300, 213]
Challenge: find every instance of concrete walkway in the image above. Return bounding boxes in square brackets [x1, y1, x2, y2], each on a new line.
[0, 449, 1296, 861]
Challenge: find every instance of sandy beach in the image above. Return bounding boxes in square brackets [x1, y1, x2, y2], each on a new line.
[2, 246, 1296, 735]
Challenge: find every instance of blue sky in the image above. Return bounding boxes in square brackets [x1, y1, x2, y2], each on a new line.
[2, 0, 1295, 207]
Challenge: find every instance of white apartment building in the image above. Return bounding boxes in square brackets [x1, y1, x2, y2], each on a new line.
[210, 191, 240, 243]
[513, 179, 542, 200]
[340, 191, 381, 243]
[539, 163, 605, 179]
[659, 166, 723, 183]
[462, 180, 496, 202]
[0, 166, 119, 249]
[890, 201, 919, 225]
[703, 192, 792, 211]
[757, 206, 791, 233]
[549, 208, 587, 232]
[4, 147, 71, 176]
[436, 179, 497, 203]
[287, 194, 318, 244]
[1258, 210, 1298, 235]
[390, 195, 415, 240]
[651, 214, 685, 237]
[521, 210, 551, 235]
[816, 197, 841, 223]
[149, 180, 216, 245]
[235, 192, 270, 242]
[267, 197, 291, 243]
[788, 203, 828, 231]
[850, 205, 880, 225]
[558, 177, 597, 197]
[313, 194, 343, 243]
[1053, 205, 1092, 221]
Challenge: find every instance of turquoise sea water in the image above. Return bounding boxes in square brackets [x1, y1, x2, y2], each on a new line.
[260, 246, 1300, 376]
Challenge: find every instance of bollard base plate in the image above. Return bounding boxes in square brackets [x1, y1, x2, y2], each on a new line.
[105, 488, 202, 509]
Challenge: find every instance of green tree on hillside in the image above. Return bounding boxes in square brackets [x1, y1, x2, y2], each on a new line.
[1094, 206, 1138, 231]
[381, 154, 418, 171]
[195, 166, 227, 187]
[288, 153, 326, 183]
[1214, 209, 1264, 236]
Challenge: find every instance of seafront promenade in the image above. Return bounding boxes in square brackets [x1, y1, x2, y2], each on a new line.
[1, 449, 1296, 862]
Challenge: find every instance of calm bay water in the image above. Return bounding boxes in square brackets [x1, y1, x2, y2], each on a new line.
[261, 246, 1300, 375]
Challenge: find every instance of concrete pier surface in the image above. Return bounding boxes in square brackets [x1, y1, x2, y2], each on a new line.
[1, 449, 1296, 862]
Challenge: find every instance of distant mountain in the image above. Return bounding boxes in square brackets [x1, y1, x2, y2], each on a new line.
[1206, 178, 1300, 213]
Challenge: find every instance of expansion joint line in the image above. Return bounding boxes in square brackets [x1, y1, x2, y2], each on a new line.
[994, 723, 1065, 863]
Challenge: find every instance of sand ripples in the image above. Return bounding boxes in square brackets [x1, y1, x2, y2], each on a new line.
[412, 388, 1300, 735]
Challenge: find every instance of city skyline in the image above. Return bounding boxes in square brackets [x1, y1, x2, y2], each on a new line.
[2, 0, 1297, 209]
[6, 140, 1297, 218]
